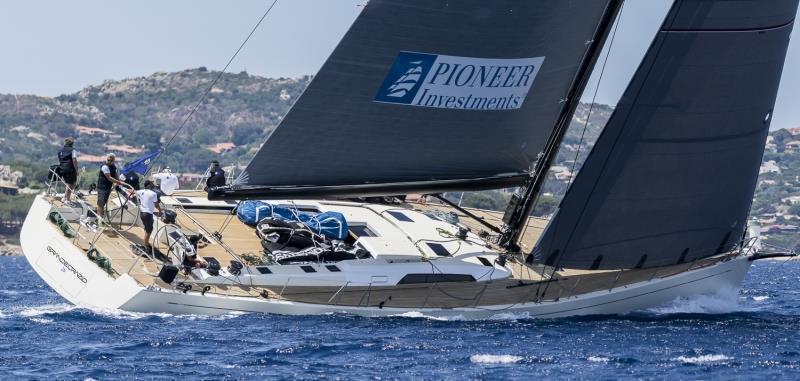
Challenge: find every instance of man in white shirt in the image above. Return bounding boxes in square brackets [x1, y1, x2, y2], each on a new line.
[129, 180, 163, 252]
[151, 167, 180, 196]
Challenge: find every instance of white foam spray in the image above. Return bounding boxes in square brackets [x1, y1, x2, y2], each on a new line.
[648, 287, 740, 314]
[470, 354, 523, 364]
[587, 356, 610, 363]
[672, 354, 732, 364]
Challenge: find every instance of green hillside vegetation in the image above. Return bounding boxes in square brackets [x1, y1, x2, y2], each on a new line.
[0, 68, 308, 173]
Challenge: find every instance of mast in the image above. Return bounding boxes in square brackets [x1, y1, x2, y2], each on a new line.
[498, 0, 625, 252]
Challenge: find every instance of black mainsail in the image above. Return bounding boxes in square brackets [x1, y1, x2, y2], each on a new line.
[212, 0, 615, 199]
[531, 0, 799, 270]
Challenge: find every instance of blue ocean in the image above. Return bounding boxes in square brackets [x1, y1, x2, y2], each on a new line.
[0, 256, 798, 380]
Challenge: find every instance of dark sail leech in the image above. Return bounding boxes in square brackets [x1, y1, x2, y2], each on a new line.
[531, 0, 799, 270]
[221, 0, 613, 199]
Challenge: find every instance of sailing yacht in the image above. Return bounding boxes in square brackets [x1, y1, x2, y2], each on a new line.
[20, 0, 799, 318]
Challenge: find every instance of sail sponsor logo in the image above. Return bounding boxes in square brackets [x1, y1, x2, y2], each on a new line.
[375, 51, 544, 111]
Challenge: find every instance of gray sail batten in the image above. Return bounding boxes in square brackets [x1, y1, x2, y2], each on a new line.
[530, 0, 798, 270]
[236, 0, 613, 196]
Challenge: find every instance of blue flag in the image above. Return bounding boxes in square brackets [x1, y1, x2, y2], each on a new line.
[121, 151, 160, 175]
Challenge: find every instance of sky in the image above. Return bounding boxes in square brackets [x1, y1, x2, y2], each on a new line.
[0, 0, 798, 129]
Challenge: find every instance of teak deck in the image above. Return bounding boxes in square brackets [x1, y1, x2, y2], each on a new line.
[48, 195, 727, 309]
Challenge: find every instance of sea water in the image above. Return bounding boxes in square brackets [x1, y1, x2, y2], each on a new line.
[1, 256, 799, 380]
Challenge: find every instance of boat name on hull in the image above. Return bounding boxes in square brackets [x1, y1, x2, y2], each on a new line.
[47, 245, 88, 284]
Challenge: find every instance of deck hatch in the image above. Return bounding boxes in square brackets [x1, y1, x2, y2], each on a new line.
[325, 265, 341, 272]
[398, 274, 475, 284]
[477, 257, 493, 267]
[176, 197, 193, 204]
[300, 265, 316, 273]
[386, 211, 413, 222]
[350, 224, 377, 237]
[426, 242, 450, 257]
[424, 213, 442, 221]
[256, 266, 272, 274]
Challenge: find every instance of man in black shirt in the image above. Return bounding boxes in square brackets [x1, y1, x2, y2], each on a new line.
[122, 170, 141, 190]
[205, 160, 226, 189]
[95, 154, 126, 227]
[57, 138, 79, 204]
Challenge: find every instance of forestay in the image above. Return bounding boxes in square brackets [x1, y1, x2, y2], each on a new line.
[229, 0, 614, 198]
[531, 0, 799, 270]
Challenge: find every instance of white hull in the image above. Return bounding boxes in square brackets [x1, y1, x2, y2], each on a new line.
[22, 195, 752, 319]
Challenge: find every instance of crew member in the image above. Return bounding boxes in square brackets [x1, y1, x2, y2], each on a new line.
[122, 170, 141, 190]
[152, 167, 179, 196]
[57, 137, 79, 204]
[129, 180, 162, 252]
[205, 160, 226, 189]
[96, 154, 126, 226]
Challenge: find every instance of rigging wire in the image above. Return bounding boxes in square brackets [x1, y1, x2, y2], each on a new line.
[147, 0, 280, 173]
[514, 1, 627, 258]
[535, 0, 626, 300]
[566, 4, 622, 187]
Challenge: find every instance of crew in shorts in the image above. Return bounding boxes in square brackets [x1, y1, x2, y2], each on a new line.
[57, 137, 79, 204]
[130, 180, 162, 252]
[95, 154, 126, 226]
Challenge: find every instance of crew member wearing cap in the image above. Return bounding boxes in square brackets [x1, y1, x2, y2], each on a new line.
[152, 166, 179, 195]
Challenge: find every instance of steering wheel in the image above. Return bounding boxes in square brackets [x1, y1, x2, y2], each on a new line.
[152, 223, 192, 267]
[105, 182, 140, 232]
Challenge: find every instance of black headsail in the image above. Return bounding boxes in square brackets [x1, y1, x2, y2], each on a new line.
[531, 0, 799, 270]
[210, 0, 614, 200]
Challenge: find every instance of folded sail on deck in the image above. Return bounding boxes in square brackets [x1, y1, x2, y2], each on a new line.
[233, 0, 614, 197]
[531, 0, 799, 270]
